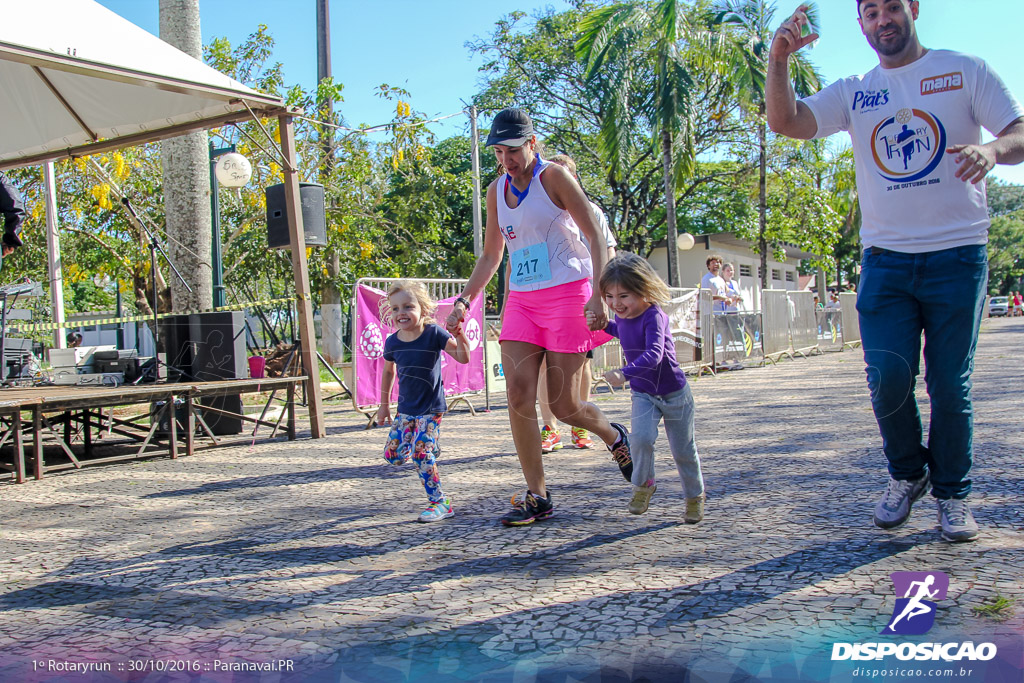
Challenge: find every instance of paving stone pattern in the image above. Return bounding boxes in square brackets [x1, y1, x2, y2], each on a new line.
[1, 318, 1021, 682]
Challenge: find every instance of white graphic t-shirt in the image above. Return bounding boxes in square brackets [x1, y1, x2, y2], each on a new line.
[802, 50, 1023, 253]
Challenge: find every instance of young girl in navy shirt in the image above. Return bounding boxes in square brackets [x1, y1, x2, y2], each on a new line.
[375, 281, 470, 522]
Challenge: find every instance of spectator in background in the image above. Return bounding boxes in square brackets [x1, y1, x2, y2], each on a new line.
[700, 255, 729, 309]
[0, 171, 25, 257]
[717, 262, 746, 370]
[720, 263, 742, 313]
[66, 332, 83, 348]
[1013, 291, 1023, 316]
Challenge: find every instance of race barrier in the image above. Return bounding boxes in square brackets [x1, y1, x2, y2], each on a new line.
[666, 288, 710, 375]
[761, 289, 793, 362]
[713, 313, 764, 368]
[787, 290, 819, 357]
[816, 308, 844, 352]
[350, 278, 485, 427]
[840, 292, 861, 348]
[759, 289, 824, 361]
[484, 339, 506, 395]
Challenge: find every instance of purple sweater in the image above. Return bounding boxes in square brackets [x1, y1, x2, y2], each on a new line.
[605, 304, 687, 396]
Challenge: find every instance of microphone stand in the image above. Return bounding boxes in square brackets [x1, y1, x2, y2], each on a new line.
[120, 197, 193, 382]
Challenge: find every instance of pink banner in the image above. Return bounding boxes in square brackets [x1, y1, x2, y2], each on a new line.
[354, 284, 485, 409]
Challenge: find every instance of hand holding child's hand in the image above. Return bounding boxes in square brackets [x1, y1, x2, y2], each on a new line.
[445, 307, 464, 335]
[584, 297, 606, 331]
[375, 405, 392, 426]
[604, 369, 625, 388]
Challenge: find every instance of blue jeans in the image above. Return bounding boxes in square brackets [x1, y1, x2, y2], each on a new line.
[856, 245, 987, 499]
[630, 385, 705, 498]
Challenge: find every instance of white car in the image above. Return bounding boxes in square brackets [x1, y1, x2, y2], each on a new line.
[989, 296, 1009, 317]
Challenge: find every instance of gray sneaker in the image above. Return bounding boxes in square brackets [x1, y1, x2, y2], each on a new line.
[873, 472, 930, 529]
[937, 498, 979, 542]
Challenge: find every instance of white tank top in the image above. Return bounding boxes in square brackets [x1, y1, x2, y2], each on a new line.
[496, 158, 593, 292]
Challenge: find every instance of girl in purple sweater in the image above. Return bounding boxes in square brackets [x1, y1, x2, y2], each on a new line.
[588, 253, 706, 521]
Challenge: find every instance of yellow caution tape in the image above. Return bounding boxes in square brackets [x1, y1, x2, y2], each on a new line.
[12, 297, 296, 333]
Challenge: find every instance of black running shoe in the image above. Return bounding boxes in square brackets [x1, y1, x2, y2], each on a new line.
[500, 490, 554, 526]
[608, 422, 633, 482]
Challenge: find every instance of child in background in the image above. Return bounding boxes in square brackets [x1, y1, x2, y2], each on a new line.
[376, 280, 470, 522]
[588, 253, 706, 522]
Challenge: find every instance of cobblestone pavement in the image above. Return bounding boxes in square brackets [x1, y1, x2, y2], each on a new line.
[1, 318, 1022, 683]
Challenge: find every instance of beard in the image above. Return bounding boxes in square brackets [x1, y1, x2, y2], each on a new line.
[866, 22, 911, 56]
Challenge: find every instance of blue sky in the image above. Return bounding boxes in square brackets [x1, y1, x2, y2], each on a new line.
[96, 0, 1024, 185]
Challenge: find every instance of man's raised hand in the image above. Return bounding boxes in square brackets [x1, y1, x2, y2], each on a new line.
[770, 4, 818, 62]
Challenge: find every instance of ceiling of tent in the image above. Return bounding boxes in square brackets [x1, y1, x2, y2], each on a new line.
[0, 0, 288, 169]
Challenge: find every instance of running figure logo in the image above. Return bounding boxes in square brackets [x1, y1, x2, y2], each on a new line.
[882, 571, 949, 635]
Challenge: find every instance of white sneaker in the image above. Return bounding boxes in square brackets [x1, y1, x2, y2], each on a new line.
[873, 472, 930, 529]
[937, 498, 979, 542]
[418, 498, 454, 523]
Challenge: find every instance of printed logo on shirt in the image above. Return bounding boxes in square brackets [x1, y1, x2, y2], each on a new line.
[851, 88, 890, 112]
[921, 72, 963, 96]
[499, 225, 517, 241]
[871, 107, 947, 184]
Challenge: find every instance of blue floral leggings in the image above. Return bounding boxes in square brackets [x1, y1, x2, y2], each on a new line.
[383, 413, 445, 503]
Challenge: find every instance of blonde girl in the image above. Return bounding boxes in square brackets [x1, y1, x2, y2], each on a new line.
[376, 280, 470, 522]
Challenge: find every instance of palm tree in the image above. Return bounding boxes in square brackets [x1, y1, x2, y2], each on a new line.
[577, 0, 704, 287]
[712, 0, 822, 288]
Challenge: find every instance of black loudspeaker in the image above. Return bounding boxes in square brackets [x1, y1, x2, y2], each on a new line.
[189, 311, 246, 382]
[189, 311, 246, 436]
[265, 182, 328, 249]
[161, 314, 193, 382]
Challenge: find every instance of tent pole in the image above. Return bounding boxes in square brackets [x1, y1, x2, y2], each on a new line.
[278, 114, 325, 437]
[43, 161, 67, 350]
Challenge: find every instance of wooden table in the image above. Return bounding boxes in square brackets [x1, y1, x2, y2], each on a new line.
[0, 377, 305, 483]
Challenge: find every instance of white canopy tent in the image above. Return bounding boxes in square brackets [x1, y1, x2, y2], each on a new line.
[0, 0, 325, 436]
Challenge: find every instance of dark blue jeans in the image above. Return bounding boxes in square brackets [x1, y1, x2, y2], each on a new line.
[856, 245, 987, 499]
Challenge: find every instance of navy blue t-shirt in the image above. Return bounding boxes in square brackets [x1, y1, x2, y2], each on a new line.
[382, 324, 453, 416]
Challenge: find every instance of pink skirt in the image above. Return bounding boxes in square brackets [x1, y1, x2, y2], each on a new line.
[500, 279, 613, 353]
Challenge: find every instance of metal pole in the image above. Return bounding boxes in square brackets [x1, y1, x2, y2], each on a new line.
[43, 162, 67, 350]
[209, 142, 235, 309]
[469, 106, 483, 258]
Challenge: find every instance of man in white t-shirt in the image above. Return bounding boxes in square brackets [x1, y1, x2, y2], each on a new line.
[767, 1, 1024, 543]
[700, 255, 728, 304]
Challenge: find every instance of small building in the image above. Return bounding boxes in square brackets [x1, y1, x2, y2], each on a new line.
[647, 232, 817, 312]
